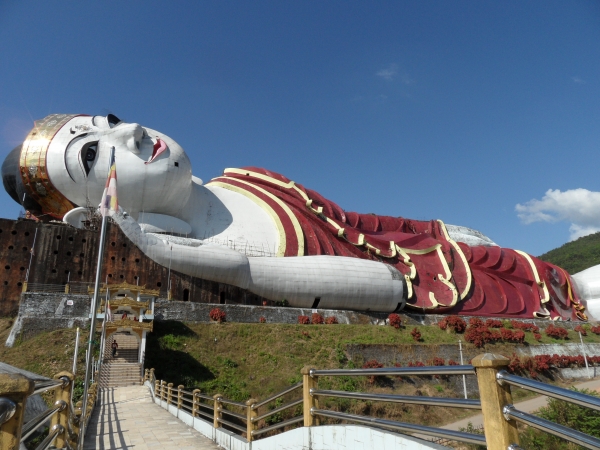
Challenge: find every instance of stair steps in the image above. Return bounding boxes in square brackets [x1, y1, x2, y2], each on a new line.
[99, 332, 142, 388]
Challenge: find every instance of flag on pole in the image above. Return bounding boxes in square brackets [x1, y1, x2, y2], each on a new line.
[100, 150, 118, 217]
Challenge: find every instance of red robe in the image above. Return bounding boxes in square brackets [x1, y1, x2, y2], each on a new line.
[207, 167, 586, 321]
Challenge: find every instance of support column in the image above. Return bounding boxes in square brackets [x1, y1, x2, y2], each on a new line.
[301, 366, 318, 427]
[213, 394, 223, 428]
[472, 353, 519, 450]
[0, 373, 34, 450]
[246, 398, 257, 442]
[50, 372, 74, 449]
[139, 330, 147, 364]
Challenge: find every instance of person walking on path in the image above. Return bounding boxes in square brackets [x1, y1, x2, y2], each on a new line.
[111, 340, 118, 358]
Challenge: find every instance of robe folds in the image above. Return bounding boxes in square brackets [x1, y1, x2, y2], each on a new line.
[207, 167, 586, 321]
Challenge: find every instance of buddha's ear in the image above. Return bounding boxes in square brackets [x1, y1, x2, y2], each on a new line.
[138, 212, 192, 235]
[63, 207, 90, 229]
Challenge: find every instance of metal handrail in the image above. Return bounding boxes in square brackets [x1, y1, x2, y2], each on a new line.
[217, 417, 247, 433]
[311, 409, 487, 446]
[219, 408, 246, 421]
[33, 378, 67, 396]
[252, 382, 303, 410]
[503, 405, 600, 450]
[34, 424, 64, 450]
[310, 365, 476, 377]
[21, 400, 66, 441]
[253, 398, 303, 423]
[197, 410, 213, 420]
[196, 393, 214, 401]
[497, 370, 600, 412]
[252, 415, 304, 437]
[311, 389, 481, 409]
[217, 397, 247, 408]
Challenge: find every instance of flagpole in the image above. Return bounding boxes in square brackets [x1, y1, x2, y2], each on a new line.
[78, 147, 115, 449]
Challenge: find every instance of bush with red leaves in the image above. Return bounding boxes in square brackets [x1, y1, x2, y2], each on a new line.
[259, 316, 266, 323]
[511, 320, 540, 333]
[545, 324, 569, 339]
[312, 313, 324, 324]
[534, 332, 542, 341]
[447, 359, 460, 366]
[410, 327, 422, 342]
[438, 316, 466, 333]
[298, 315, 310, 324]
[363, 359, 384, 384]
[388, 313, 402, 329]
[591, 325, 600, 335]
[209, 308, 226, 323]
[429, 357, 445, 366]
[325, 316, 338, 324]
[485, 319, 503, 328]
[507, 353, 600, 379]
[574, 324, 587, 336]
[407, 361, 425, 367]
[469, 317, 484, 327]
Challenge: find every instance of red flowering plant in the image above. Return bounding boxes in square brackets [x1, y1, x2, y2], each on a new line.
[388, 313, 402, 329]
[209, 308, 226, 323]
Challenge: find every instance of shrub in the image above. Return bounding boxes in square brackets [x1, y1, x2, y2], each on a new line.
[574, 324, 587, 336]
[468, 317, 484, 327]
[447, 359, 460, 366]
[388, 313, 402, 329]
[429, 357, 445, 366]
[511, 320, 540, 333]
[325, 316, 338, 324]
[298, 315, 310, 325]
[591, 325, 600, 335]
[545, 324, 569, 340]
[438, 316, 466, 333]
[534, 332, 542, 341]
[485, 319, 503, 328]
[311, 313, 324, 324]
[259, 316, 266, 323]
[362, 359, 384, 384]
[209, 308, 226, 323]
[410, 327, 422, 342]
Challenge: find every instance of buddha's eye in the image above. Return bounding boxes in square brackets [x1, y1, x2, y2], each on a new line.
[107, 114, 122, 128]
[81, 142, 99, 175]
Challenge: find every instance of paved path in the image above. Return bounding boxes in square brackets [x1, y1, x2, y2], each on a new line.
[84, 385, 220, 450]
[442, 377, 600, 431]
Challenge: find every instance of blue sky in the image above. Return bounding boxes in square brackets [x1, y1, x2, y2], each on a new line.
[1, 1, 599, 257]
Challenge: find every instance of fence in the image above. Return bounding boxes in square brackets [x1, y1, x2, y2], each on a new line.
[145, 353, 600, 450]
[0, 371, 98, 450]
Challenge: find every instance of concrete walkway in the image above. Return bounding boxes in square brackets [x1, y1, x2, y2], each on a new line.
[84, 385, 220, 450]
[442, 377, 600, 431]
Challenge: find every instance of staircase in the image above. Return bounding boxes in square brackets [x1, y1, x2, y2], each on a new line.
[99, 333, 142, 388]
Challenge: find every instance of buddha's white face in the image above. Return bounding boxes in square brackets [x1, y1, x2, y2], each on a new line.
[46, 115, 193, 218]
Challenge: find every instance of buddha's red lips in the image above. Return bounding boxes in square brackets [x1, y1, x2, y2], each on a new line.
[145, 138, 167, 164]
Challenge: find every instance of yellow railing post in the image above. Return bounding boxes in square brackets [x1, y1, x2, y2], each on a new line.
[50, 371, 74, 449]
[246, 398, 257, 442]
[160, 381, 167, 402]
[192, 389, 201, 418]
[64, 284, 70, 294]
[154, 378, 160, 398]
[21, 281, 27, 293]
[143, 369, 149, 382]
[213, 394, 223, 428]
[472, 353, 519, 450]
[0, 373, 34, 450]
[167, 383, 173, 405]
[301, 366, 318, 427]
[177, 385, 184, 410]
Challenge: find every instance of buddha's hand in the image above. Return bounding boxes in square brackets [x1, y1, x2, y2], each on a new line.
[110, 209, 251, 288]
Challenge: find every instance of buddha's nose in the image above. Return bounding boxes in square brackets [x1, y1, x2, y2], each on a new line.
[111, 123, 144, 154]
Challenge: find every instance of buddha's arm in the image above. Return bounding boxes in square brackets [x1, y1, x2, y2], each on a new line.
[113, 211, 405, 311]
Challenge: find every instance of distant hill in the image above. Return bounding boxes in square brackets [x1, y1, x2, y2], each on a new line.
[539, 232, 600, 275]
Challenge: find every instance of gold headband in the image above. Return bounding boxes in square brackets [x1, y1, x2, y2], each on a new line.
[19, 114, 83, 219]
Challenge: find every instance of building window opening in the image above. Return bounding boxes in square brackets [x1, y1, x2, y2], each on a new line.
[183, 289, 189, 302]
[219, 292, 225, 304]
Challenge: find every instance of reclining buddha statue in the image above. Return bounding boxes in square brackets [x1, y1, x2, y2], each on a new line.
[3, 113, 599, 321]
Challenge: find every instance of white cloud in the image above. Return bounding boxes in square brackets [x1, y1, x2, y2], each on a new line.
[377, 64, 398, 81]
[572, 76, 586, 84]
[516, 188, 600, 240]
[376, 64, 414, 85]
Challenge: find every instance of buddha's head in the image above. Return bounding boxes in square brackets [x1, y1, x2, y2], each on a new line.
[2, 114, 193, 219]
